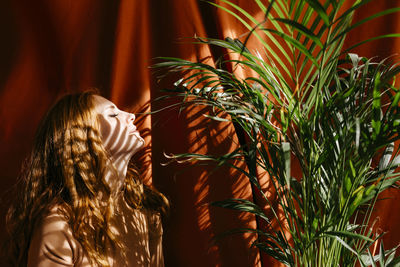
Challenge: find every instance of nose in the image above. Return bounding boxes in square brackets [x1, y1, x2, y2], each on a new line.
[127, 113, 135, 123]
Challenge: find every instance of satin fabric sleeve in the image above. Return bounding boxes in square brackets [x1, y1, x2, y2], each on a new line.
[147, 211, 164, 267]
[27, 210, 87, 267]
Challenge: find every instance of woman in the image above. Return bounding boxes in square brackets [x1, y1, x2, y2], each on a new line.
[6, 91, 169, 266]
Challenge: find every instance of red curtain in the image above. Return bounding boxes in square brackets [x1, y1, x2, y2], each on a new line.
[0, 1, 399, 266]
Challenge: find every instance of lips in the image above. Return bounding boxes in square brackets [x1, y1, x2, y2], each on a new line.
[128, 126, 138, 135]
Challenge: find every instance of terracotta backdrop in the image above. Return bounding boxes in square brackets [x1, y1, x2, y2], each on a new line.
[0, 0, 399, 266]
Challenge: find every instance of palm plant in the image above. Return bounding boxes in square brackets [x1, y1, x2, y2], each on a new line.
[155, 0, 400, 266]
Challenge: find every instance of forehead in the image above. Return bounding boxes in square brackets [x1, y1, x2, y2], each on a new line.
[92, 95, 117, 113]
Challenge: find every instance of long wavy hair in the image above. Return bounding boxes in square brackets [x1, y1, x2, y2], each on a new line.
[5, 91, 169, 266]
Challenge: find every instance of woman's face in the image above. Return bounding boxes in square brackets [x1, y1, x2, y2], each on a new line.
[92, 95, 144, 158]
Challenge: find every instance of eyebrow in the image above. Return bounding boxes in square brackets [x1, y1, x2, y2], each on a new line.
[102, 105, 118, 113]
[105, 105, 117, 110]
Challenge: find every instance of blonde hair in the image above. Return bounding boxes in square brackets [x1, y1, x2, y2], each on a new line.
[5, 91, 169, 266]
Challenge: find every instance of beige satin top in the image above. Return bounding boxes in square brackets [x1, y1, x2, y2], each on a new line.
[27, 199, 164, 267]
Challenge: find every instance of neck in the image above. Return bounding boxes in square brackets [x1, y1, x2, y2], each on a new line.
[104, 152, 133, 194]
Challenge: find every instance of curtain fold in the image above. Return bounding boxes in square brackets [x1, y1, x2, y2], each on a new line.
[0, 1, 399, 266]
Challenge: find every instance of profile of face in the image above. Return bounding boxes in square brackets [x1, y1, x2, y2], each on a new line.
[92, 95, 145, 159]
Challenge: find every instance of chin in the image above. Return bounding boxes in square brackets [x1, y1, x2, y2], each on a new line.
[139, 137, 145, 146]
[129, 138, 145, 155]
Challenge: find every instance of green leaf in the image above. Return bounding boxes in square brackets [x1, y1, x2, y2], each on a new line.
[391, 90, 400, 108]
[360, 249, 379, 267]
[205, 1, 293, 78]
[332, 7, 400, 48]
[369, 249, 378, 267]
[261, 28, 319, 67]
[371, 72, 382, 139]
[364, 184, 376, 197]
[387, 256, 400, 267]
[202, 114, 231, 122]
[343, 33, 400, 55]
[253, 241, 293, 265]
[325, 230, 374, 242]
[211, 198, 271, 223]
[344, 174, 352, 195]
[282, 142, 291, 188]
[349, 160, 356, 178]
[379, 241, 385, 266]
[348, 187, 365, 216]
[272, 18, 323, 47]
[332, 235, 359, 256]
[304, 0, 331, 26]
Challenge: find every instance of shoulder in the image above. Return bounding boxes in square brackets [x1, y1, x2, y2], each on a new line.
[27, 206, 85, 266]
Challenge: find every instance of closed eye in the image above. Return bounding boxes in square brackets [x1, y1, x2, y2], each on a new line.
[109, 113, 119, 118]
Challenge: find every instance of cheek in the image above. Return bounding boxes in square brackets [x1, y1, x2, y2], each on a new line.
[97, 115, 115, 147]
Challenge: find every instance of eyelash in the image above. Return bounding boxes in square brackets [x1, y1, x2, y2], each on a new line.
[110, 113, 119, 118]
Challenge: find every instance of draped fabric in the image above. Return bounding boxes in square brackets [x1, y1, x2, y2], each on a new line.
[0, 1, 399, 266]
